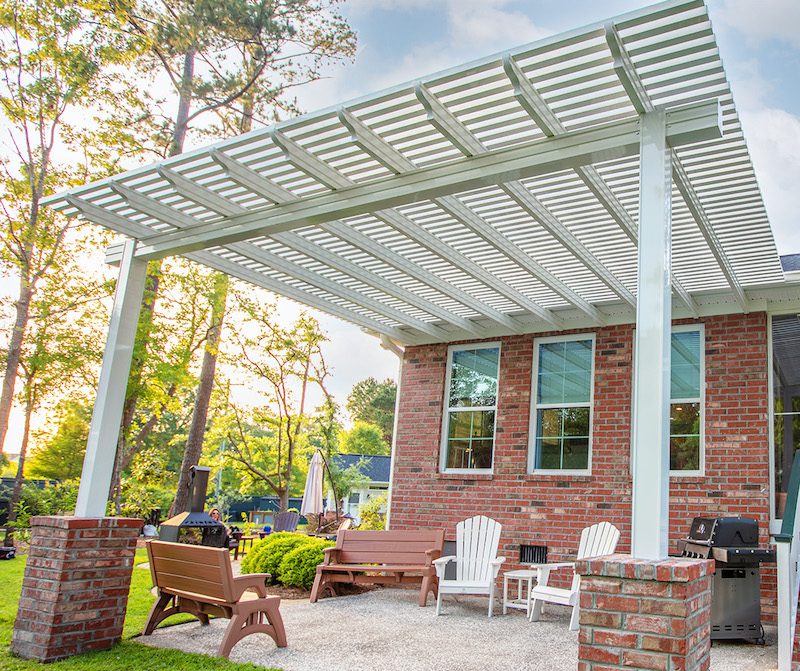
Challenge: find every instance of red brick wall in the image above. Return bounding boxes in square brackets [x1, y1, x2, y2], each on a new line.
[390, 312, 774, 619]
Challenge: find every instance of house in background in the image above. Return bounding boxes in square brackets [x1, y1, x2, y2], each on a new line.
[328, 453, 390, 522]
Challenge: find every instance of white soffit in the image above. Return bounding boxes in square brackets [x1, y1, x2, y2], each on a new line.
[44, 0, 788, 346]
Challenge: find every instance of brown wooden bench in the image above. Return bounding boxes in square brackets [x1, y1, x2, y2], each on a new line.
[143, 540, 287, 658]
[310, 529, 445, 607]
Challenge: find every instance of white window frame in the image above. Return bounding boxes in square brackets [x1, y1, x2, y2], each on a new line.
[439, 341, 501, 474]
[528, 333, 595, 475]
[630, 323, 706, 477]
[668, 323, 705, 476]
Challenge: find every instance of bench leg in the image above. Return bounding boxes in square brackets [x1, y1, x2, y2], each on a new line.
[310, 570, 325, 603]
[219, 597, 287, 658]
[419, 575, 434, 606]
[143, 594, 173, 636]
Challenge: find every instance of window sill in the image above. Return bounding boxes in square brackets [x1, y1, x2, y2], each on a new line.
[437, 471, 493, 481]
[528, 470, 592, 479]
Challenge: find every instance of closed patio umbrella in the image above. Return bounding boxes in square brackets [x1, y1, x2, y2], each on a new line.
[301, 450, 324, 517]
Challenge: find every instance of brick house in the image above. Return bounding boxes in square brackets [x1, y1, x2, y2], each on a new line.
[388, 266, 800, 621]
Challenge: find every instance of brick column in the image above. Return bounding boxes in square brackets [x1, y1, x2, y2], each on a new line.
[11, 516, 141, 662]
[576, 554, 714, 671]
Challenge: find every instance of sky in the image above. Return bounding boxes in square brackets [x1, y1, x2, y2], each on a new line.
[6, 0, 800, 453]
[272, 0, 800, 404]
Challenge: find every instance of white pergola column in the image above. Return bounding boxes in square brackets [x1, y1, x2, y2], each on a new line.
[75, 239, 147, 516]
[631, 110, 672, 559]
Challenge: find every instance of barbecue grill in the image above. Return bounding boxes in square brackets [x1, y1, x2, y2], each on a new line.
[159, 466, 227, 547]
[678, 516, 774, 643]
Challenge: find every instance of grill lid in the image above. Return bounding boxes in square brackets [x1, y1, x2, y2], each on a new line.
[686, 516, 759, 547]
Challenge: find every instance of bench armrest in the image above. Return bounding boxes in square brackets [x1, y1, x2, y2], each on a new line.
[322, 547, 340, 565]
[232, 573, 270, 600]
[425, 548, 442, 564]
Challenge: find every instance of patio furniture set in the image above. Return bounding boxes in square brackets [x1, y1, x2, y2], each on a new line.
[142, 514, 620, 658]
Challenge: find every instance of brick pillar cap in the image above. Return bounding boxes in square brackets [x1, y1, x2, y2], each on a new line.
[30, 516, 143, 530]
[576, 553, 714, 582]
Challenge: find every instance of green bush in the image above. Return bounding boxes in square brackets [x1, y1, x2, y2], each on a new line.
[277, 538, 333, 589]
[240, 532, 314, 580]
[358, 493, 387, 530]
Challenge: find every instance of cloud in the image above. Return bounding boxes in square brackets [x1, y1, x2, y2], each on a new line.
[716, 0, 800, 48]
[740, 106, 800, 253]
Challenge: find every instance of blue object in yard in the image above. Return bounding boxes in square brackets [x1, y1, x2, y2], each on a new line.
[263, 526, 271, 533]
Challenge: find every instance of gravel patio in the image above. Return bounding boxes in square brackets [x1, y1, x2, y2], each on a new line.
[136, 587, 778, 671]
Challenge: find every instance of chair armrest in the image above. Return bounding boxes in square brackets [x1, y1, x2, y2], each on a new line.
[530, 562, 575, 587]
[232, 573, 270, 599]
[432, 555, 456, 579]
[322, 547, 340, 565]
[490, 556, 506, 577]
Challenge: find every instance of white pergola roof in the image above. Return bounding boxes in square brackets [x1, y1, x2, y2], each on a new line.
[44, 0, 792, 346]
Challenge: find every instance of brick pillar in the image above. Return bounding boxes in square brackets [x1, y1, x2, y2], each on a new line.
[11, 516, 141, 662]
[576, 554, 714, 671]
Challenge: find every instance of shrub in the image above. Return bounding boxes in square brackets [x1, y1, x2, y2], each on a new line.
[240, 532, 314, 580]
[277, 538, 333, 589]
[358, 493, 388, 530]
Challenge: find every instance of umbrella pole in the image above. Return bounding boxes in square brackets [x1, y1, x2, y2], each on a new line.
[317, 450, 340, 524]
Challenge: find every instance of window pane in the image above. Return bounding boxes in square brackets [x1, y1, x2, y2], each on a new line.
[449, 347, 499, 407]
[562, 438, 590, 469]
[445, 410, 495, 469]
[670, 402, 700, 436]
[538, 340, 593, 404]
[536, 438, 561, 469]
[671, 331, 701, 399]
[670, 435, 700, 471]
[564, 407, 590, 437]
[538, 408, 562, 438]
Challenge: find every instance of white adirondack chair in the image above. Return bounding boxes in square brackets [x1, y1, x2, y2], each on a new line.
[433, 515, 506, 617]
[529, 521, 620, 631]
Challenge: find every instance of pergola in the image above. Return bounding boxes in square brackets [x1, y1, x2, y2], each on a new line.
[43, 0, 796, 559]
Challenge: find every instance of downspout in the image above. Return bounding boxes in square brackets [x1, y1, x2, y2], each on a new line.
[379, 334, 404, 529]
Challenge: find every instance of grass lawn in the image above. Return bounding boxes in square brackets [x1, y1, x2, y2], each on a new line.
[0, 549, 279, 671]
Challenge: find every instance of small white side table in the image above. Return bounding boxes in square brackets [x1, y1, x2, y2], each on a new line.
[502, 569, 540, 617]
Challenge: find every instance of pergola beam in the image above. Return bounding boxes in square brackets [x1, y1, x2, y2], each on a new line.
[271, 129, 352, 189]
[131, 100, 722, 260]
[504, 53, 699, 316]
[157, 166, 244, 217]
[605, 24, 745, 312]
[209, 148, 298, 204]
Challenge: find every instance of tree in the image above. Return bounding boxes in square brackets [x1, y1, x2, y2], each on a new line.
[120, 0, 356, 514]
[0, 0, 143, 459]
[346, 378, 397, 445]
[26, 400, 91, 480]
[219, 294, 331, 510]
[338, 421, 389, 456]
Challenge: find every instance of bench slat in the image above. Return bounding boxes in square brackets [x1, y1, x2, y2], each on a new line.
[322, 563, 434, 573]
[337, 550, 436, 564]
[153, 556, 227, 584]
[156, 571, 228, 601]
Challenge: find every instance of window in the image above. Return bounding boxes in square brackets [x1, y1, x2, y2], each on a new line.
[530, 336, 594, 472]
[441, 344, 500, 471]
[670, 327, 703, 471]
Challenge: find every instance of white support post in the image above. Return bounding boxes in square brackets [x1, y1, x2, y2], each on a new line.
[75, 239, 147, 517]
[631, 111, 672, 559]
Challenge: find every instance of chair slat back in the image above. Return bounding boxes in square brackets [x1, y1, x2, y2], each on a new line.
[455, 515, 501, 584]
[273, 511, 300, 533]
[570, 522, 621, 592]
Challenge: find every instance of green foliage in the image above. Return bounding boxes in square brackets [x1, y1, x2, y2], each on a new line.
[358, 493, 388, 531]
[277, 537, 333, 589]
[240, 531, 314, 581]
[338, 421, 389, 456]
[26, 400, 90, 480]
[346, 378, 397, 444]
[14, 481, 78, 527]
[328, 457, 370, 502]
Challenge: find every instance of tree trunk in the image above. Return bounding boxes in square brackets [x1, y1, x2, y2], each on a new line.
[4, 387, 33, 546]
[169, 273, 229, 516]
[0, 281, 33, 456]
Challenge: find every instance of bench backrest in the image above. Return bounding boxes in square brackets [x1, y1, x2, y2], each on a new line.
[147, 540, 235, 604]
[334, 529, 445, 565]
